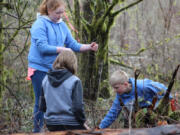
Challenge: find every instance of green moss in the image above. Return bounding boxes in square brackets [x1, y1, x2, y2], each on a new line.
[135, 109, 157, 128]
[169, 110, 180, 121]
[155, 99, 171, 116]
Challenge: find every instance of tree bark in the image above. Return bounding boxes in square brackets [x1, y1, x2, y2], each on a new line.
[0, 0, 4, 101]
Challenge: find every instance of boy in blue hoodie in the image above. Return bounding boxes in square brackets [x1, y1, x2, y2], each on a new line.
[99, 69, 172, 129]
[40, 50, 87, 131]
[27, 0, 98, 132]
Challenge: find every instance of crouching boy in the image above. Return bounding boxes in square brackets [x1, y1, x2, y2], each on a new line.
[99, 69, 172, 129]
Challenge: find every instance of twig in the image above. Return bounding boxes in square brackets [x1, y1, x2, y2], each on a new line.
[134, 69, 141, 112]
[129, 102, 133, 135]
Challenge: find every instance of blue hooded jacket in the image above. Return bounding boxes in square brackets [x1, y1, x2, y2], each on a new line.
[99, 78, 171, 129]
[28, 14, 82, 72]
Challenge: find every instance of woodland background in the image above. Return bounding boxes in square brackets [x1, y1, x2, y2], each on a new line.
[0, 0, 180, 134]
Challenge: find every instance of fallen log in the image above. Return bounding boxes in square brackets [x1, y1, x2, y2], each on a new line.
[12, 124, 180, 135]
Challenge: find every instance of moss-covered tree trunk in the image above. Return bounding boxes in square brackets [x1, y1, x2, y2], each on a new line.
[0, 0, 4, 102]
[73, 0, 143, 101]
[0, 0, 11, 105]
[74, 0, 111, 100]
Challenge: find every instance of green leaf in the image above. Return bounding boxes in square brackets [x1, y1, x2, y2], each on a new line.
[143, 108, 147, 114]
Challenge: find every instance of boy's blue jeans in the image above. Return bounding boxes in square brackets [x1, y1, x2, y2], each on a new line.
[31, 70, 46, 133]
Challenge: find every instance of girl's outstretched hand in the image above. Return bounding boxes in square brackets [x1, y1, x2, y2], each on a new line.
[79, 42, 98, 52]
[90, 42, 98, 51]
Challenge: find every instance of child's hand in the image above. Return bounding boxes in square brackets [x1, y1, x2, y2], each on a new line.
[90, 42, 98, 51]
[84, 123, 91, 130]
[95, 126, 100, 130]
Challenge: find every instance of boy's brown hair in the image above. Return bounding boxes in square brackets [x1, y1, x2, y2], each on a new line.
[109, 70, 129, 86]
[39, 0, 65, 15]
[53, 50, 77, 74]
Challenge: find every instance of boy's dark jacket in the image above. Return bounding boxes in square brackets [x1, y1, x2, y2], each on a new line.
[39, 69, 86, 125]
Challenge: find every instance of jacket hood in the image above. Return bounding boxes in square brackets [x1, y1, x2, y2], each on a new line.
[47, 69, 72, 87]
[36, 12, 63, 23]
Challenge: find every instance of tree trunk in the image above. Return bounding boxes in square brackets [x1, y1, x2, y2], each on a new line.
[0, 0, 11, 106]
[0, 0, 4, 102]
[77, 0, 111, 100]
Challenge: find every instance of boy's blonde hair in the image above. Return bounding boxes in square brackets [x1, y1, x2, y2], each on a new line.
[53, 50, 77, 74]
[109, 70, 129, 86]
[39, 0, 65, 15]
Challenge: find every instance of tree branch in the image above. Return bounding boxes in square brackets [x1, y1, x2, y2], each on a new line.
[112, 0, 143, 17]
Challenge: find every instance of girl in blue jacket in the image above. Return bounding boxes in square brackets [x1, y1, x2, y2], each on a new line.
[27, 0, 98, 132]
[99, 70, 171, 129]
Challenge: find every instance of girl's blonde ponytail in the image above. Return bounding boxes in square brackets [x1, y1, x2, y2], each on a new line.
[39, 0, 48, 15]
